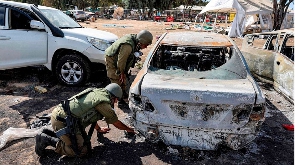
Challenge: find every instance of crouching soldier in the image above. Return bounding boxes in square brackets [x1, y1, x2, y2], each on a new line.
[35, 83, 135, 157]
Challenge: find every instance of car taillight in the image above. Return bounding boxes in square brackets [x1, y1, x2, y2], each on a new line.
[130, 94, 155, 112]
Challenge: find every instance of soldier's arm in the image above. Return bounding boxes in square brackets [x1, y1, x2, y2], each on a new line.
[112, 120, 134, 133]
[95, 103, 118, 123]
[95, 103, 134, 133]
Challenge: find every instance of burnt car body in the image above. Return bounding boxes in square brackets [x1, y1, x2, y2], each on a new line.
[241, 29, 294, 103]
[129, 32, 266, 150]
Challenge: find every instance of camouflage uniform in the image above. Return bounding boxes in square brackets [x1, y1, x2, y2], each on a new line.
[50, 88, 118, 157]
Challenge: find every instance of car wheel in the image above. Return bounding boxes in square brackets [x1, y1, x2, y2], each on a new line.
[55, 54, 90, 86]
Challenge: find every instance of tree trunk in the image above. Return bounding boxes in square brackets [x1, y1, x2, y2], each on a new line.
[273, 0, 293, 30]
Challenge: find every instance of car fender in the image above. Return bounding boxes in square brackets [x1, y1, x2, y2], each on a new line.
[130, 66, 148, 96]
[44, 34, 92, 70]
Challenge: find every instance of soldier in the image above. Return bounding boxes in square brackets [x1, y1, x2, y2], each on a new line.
[105, 30, 153, 106]
[35, 83, 135, 157]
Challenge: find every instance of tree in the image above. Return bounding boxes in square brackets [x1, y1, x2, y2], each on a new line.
[273, 0, 294, 30]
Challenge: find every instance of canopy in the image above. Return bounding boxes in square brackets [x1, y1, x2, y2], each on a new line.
[200, 0, 273, 37]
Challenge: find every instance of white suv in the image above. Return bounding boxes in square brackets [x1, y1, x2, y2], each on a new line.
[0, 1, 118, 86]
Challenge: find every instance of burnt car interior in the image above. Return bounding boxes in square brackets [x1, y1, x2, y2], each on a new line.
[262, 33, 294, 61]
[280, 34, 294, 61]
[150, 45, 233, 72]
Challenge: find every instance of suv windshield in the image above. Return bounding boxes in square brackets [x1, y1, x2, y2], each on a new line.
[40, 8, 81, 28]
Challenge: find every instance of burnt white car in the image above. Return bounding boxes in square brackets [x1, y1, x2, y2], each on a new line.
[241, 29, 294, 103]
[129, 32, 266, 150]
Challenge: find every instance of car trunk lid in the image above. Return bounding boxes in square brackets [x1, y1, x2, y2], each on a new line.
[139, 73, 256, 129]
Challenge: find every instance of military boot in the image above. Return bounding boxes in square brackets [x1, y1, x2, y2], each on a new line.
[35, 133, 59, 156]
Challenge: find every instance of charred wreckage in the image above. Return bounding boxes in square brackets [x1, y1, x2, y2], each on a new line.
[128, 32, 266, 150]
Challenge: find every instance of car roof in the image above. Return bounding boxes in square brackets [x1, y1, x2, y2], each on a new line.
[276, 28, 294, 34]
[249, 28, 294, 35]
[160, 32, 233, 47]
[0, 0, 57, 10]
[0, 0, 32, 9]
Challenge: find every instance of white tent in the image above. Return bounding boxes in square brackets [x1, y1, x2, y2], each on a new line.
[200, 0, 273, 37]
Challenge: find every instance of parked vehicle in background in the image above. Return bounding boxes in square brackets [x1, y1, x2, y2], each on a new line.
[85, 11, 96, 20]
[241, 28, 294, 103]
[129, 31, 266, 150]
[244, 21, 263, 35]
[69, 9, 86, 22]
[63, 10, 74, 19]
[0, 1, 118, 86]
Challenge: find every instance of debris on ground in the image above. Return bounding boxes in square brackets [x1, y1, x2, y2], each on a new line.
[282, 124, 294, 131]
[0, 127, 41, 149]
[34, 86, 47, 93]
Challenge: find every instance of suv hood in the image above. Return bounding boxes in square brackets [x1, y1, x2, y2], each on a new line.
[62, 28, 118, 41]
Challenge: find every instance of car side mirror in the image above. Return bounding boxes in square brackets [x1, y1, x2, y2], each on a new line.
[30, 20, 45, 30]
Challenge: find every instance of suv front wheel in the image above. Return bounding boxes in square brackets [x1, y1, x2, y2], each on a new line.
[55, 54, 91, 86]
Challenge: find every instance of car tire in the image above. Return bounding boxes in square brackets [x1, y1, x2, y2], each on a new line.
[55, 54, 90, 86]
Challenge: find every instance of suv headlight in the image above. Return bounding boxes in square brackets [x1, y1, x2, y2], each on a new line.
[87, 37, 111, 51]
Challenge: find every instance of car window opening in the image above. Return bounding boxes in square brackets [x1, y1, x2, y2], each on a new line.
[151, 45, 232, 71]
[10, 9, 31, 29]
[281, 34, 294, 61]
[0, 7, 5, 27]
[149, 45, 246, 79]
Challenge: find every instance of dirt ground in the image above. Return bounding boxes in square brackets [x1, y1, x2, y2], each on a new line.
[0, 19, 294, 165]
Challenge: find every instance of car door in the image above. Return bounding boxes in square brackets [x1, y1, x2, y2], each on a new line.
[273, 33, 294, 102]
[0, 6, 47, 70]
[241, 33, 277, 81]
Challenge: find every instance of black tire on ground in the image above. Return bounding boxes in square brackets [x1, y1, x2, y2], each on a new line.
[55, 54, 91, 86]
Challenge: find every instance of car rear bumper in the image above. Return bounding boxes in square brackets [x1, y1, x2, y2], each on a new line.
[132, 112, 263, 150]
[129, 100, 265, 150]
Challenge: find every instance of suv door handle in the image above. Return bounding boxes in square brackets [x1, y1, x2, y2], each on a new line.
[0, 36, 11, 40]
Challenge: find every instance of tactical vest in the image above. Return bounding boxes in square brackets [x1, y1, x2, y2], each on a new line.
[68, 88, 111, 128]
[105, 34, 137, 72]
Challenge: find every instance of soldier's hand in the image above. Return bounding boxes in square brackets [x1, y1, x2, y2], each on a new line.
[119, 73, 125, 84]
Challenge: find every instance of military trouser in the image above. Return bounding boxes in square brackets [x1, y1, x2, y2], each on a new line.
[105, 55, 127, 94]
[51, 115, 88, 157]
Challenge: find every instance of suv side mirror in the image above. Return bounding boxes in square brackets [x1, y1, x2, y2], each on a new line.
[30, 20, 45, 30]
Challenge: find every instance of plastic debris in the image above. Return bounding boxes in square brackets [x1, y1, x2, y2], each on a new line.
[0, 127, 41, 149]
[282, 124, 294, 131]
[0, 114, 52, 150]
[34, 86, 47, 93]
[30, 114, 51, 129]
